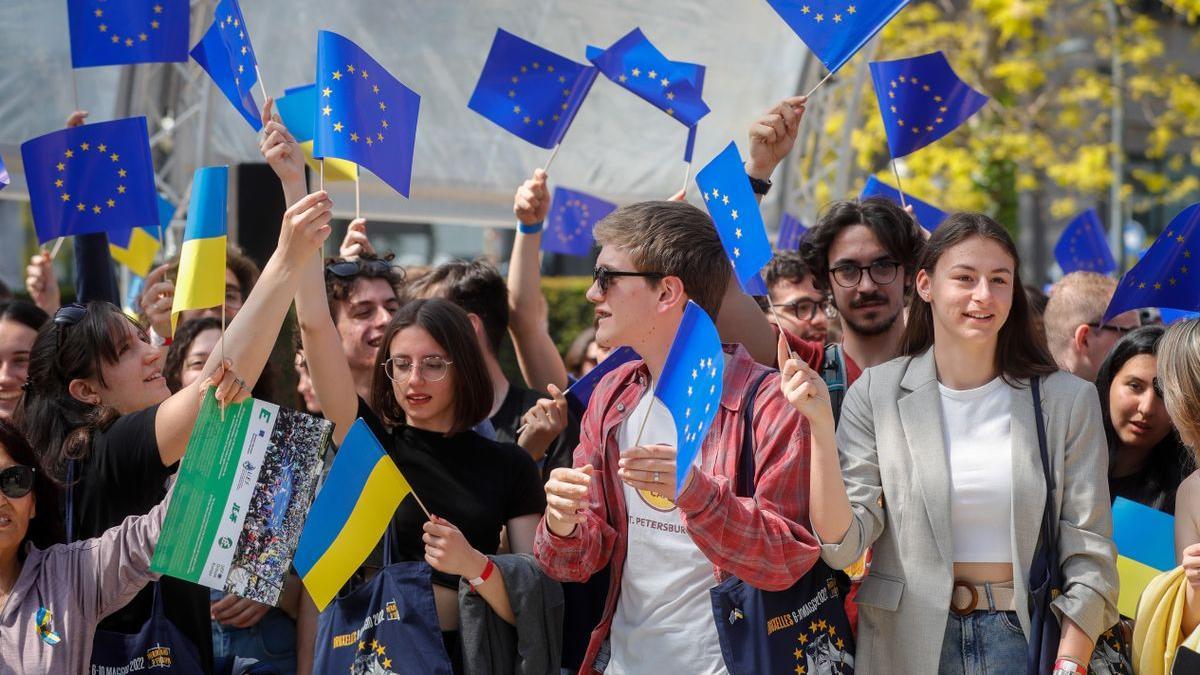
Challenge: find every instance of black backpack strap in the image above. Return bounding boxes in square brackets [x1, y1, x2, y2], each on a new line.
[735, 370, 775, 499]
[1032, 377, 1058, 553]
[821, 343, 848, 427]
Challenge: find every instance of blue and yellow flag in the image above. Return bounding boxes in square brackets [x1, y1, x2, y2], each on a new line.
[294, 419, 412, 611]
[766, 1, 910, 74]
[468, 29, 599, 150]
[68, 0, 189, 68]
[171, 166, 228, 332]
[314, 31, 421, 198]
[274, 84, 357, 182]
[696, 142, 773, 294]
[109, 194, 172, 277]
[587, 28, 709, 128]
[656, 302, 725, 495]
[1105, 202, 1200, 322]
[1112, 497, 1174, 618]
[860, 175, 948, 231]
[21, 117, 159, 244]
[1054, 208, 1116, 276]
[869, 51, 989, 158]
[543, 187, 616, 257]
[191, 0, 261, 131]
[0, 152, 8, 191]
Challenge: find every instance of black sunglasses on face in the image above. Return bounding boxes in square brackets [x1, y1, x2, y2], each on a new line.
[325, 259, 405, 281]
[0, 465, 35, 499]
[592, 266, 665, 294]
[1087, 323, 1136, 337]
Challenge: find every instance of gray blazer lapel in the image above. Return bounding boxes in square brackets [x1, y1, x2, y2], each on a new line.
[1010, 379, 1048, 583]
[897, 350, 954, 567]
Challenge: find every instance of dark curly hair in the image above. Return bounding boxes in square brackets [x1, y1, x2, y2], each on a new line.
[799, 197, 924, 293]
[163, 317, 224, 393]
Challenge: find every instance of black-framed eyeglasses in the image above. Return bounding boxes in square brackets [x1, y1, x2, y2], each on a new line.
[1087, 323, 1136, 337]
[771, 297, 837, 321]
[592, 266, 665, 294]
[53, 303, 87, 349]
[830, 260, 901, 288]
[325, 259, 405, 281]
[383, 356, 454, 383]
[0, 465, 35, 499]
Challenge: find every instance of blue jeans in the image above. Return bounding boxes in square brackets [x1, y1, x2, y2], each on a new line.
[939, 603, 1028, 675]
[211, 604, 297, 675]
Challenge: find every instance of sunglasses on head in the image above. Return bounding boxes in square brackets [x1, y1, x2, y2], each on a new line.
[325, 259, 404, 281]
[0, 465, 35, 499]
[53, 303, 88, 349]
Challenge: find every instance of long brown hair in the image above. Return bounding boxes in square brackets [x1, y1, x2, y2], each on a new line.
[369, 299, 492, 434]
[901, 212, 1057, 383]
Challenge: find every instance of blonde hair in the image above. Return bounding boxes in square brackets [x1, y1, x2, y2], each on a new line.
[1158, 318, 1200, 451]
[1043, 272, 1118, 362]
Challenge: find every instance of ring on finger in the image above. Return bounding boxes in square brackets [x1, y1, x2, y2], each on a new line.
[653, 471, 660, 483]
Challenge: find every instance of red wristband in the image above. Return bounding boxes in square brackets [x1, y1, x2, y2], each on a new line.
[468, 558, 495, 592]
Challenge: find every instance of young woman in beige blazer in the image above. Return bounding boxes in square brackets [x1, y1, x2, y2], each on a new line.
[779, 213, 1119, 674]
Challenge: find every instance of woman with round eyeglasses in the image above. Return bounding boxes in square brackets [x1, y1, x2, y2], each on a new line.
[293, 288, 544, 672]
[0, 375, 243, 670]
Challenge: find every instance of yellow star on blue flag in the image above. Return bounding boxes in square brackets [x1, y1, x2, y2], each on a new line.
[870, 51, 989, 158]
[21, 117, 159, 244]
[68, 0, 188, 68]
[766, 1, 910, 73]
[1105, 202, 1200, 321]
[1054, 208, 1116, 275]
[314, 31, 421, 198]
[191, 0, 261, 131]
[587, 28, 709, 128]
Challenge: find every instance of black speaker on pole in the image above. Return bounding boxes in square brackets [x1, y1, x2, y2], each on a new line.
[233, 162, 289, 271]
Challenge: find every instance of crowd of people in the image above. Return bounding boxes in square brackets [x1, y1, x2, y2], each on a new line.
[0, 91, 1199, 675]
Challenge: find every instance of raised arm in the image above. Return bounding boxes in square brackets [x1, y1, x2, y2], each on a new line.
[295, 246, 359, 445]
[152, 190, 333, 465]
[508, 169, 570, 392]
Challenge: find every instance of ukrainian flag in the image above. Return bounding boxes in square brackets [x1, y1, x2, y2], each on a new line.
[274, 83, 356, 182]
[110, 195, 172, 276]
[171, 166, 228, 332]
[1113, 497, 1176, 617]
[294, 419, 411, 611]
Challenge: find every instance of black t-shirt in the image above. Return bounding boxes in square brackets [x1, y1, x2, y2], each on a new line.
[490, 383, 581, 483]
[358, 399, 546, 589]
[73, 404, 215, 675]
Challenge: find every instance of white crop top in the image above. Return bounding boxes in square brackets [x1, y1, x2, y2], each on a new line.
[938, 376, 1014, 563]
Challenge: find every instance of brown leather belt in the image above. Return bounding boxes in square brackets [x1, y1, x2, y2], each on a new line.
[950, 580, 1016, 616]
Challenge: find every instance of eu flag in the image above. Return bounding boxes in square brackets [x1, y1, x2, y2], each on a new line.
[22, 117, 158, 244]
[777, 212, 807, 251]
[564, 346, 639, 418]
[1104, 203, 1200, 322]
[683, 64, 706, 163]
[191, 0, 261, 131]
[0, 153, 8, 191]
[587, 28, 710, 127]
[315, 31, 421, 198]
[870, 51, 988, 158]
[860, 175, 948, 231]
[656, 301, 725, 494]
[468, 29, 599, 150]
[542, 187, 616, 256]
[1054, 209, 1116, 275]
[274, 83, 357, 182]
[68, 0, 189, 68]
[766, 0, 910, 74]
[696, 142, 773, 294]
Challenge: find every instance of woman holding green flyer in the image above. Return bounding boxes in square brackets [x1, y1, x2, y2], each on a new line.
[15, 173, 334, 675]
[0, 369, 245, 673]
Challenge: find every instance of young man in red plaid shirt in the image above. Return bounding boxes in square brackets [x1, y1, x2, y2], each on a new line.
[534, 200, 820, 674]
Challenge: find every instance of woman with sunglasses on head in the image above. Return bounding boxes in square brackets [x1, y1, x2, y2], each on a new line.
[779, 213, 1119, 674]
[295, 279, 544, 672]
[0, 373, 244, 672]
[15, 188, 333, 675]
[1094, 325, 1190, 514]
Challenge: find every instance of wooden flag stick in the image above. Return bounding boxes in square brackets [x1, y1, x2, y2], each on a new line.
[70, 70, 80, 114]
[219, 301, 227, 422]
[804, 70, 836, 99]
[48, 237, 66, 259]
[769, 304, 798, 361]
[409, 489, 433, 520]
[319, 159, 325, 192]
[543, 143, 562, 173]
[889, 159, 909, 209]
[681, 161, 693, 198]
[354, 165, 361, 219]
[632, 386, 656, 449]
